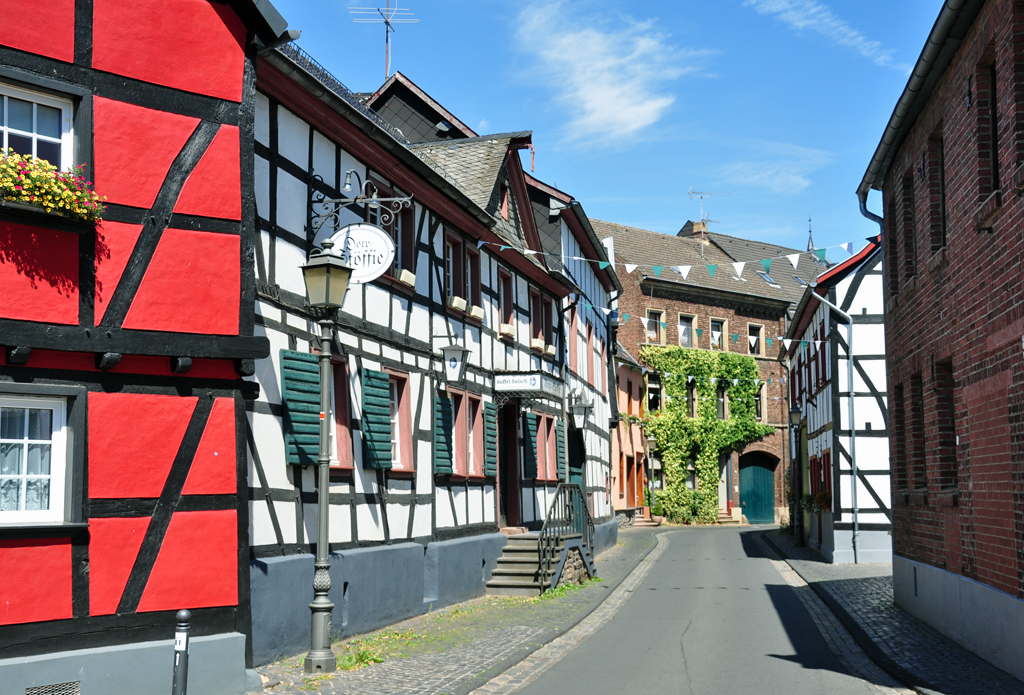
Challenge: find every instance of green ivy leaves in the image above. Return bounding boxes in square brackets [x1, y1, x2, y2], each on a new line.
[641, 346, 774, 524]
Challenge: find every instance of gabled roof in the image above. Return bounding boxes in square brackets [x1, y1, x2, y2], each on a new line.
[616, 341, 642, 368]
[365, 71, 478, 141]
[707, 232, 822, 305]
[591, 219, 792, 306]
[230, 0, 297, 47]
[407, 133, 530, 211]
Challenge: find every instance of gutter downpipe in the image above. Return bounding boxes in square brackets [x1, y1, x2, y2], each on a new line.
[811, 289, 858, 564]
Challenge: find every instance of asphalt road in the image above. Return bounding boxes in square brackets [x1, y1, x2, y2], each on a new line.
[518, 526, 883, 695]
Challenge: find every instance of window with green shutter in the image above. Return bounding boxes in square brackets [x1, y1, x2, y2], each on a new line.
[522, 412, 539, 479]
[556, 419, 566, 481]
[280, 350, 320, 465]
[433, 392, 454, 475]
[483, 403, 498, 477]
[361, 369, 393, 469]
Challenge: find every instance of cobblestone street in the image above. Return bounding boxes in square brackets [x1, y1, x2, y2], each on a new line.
[256, 527, 659, 695]
[764, 530, 1024, 695]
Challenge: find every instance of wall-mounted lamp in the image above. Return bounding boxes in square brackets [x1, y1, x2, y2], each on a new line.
[440, 342, 470, 385]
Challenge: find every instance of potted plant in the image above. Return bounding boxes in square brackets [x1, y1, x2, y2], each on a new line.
[0, 149, 105, 223]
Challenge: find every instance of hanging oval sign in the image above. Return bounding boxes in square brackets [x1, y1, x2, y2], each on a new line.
[327, 223, 396, 284]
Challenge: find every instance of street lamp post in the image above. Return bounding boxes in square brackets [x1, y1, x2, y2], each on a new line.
[790, 405, 803, 547]
[300, 239, 353, 674]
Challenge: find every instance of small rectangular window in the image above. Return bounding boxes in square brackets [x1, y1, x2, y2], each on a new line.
[467, 397, 482, 477]
[500, 183, 509, 221]
[646, 310, 663, 344]
[0, 396, 68, 524]
[716, 385, 727, 420]
[757, 271, 779, 287]
[711, 319, 725, 351]
[586, 322, 594, 386]
[687, 382, 695, 417]
[647, 377, 662, 412]
[389, 380, 402, 466]
[465, 249, 481, 307]
[901, 173, 917, 278]
[678, 315, 694, 348]
[530, 290, 543, 344]
[543, 298, 554, 347]
[1, 84, 73, 170]
[794, 276, 807, 286]
[755, 385, 763, 421]
[385, 372, 412, 471]
[748, 325, 762, 355]
[499, 272, 513, 328]
[685, 457, 697, 490]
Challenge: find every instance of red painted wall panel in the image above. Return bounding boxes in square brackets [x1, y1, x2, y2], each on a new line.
[0, 0, 74, 63]
[88, 517, 150, 616]
[123, 229, 240, 335]
[182, 397, 237, 495]
[89, 392, 197, 499]
[0, 221, 79, 325]
[93, 97, 199, 210]
[0, 539, 73, 625]
[93, 0, 246, 102]
[95, 220, 143, 324]
[137, 510, 238, 612]
[174, 125, 242, 220]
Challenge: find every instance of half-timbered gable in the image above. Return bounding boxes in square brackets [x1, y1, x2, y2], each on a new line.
[786, 239, 890, 563]
[245, 45, 580, 663]
[0, 2, 290, 693]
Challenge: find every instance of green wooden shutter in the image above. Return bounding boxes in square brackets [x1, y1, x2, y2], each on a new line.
[483, 403, 498, 477]
[523, 413, 539, 480]
[433, 392, 454, 475]
[361, 369, 393, 469]
[556, 419, 566, 481]
[281, 350, 321, 465]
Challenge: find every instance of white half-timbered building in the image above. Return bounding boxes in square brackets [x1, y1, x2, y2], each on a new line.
[786, 238, 891, 563]
[243, 47, 617, 664]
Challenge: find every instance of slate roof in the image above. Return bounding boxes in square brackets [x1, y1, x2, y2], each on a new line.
[615, 341, 642, 368]
[407, 133, 528, 211]
[590, 219, 793, 305]
[706, 232, 826, 305]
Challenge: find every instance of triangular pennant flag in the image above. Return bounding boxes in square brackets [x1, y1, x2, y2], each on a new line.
[476, 239, 487, 249]
[800, 340, 809, 349]
[760, 258, 772, 274]
[621, 313, 630, 323]
[731, 334, 739, 343]
[625, 264, 638, 274]
[780, 376, 786, 384]
[766, 379, 771, 384]
[766, 338, 773, 348]
[678, 324, 689, 336]
[775, 397, 780, 402]
[748, 335, 758, 349]
[687, 375, 694, 384]
[786, 253, 800, 269]
[601, 307, 612, 316]
[652, 265, 665, 276]
[641, 367, 648, 374]
[707, 264, 718, 277]
[783, 339, 793, 350]
[754, 379, 761, 386]
[732, 261, 746, 278]
[733, 378, 739, 386]
[500, 245, 510, 252]
[598, 261, 610, 269]
[524, 249, 538, 255]
[710, 377, 717, 385]
[712, 330, 721, 344]
[676, 265, 691, 279]
[843, 242, 853, 254]
[660, 322, 667, 330]
[814, 248, 827, 262]
[695, 328, 704, 338]
[816, 341, 824, 348]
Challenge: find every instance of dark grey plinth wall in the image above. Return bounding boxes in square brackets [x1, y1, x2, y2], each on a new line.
[250, 533, 508, 666]
[592, 518, 618, 557]
[0, 634, 248, 695]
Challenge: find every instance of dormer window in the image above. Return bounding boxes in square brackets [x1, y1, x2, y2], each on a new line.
[499, 183, 509, 221]
[757, 271, 781, 288]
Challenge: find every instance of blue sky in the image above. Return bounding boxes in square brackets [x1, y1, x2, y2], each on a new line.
[270, 0, 941, 256]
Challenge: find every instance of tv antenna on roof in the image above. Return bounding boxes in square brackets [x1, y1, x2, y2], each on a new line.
[687, 187, 730, 260]
[349, 2, 420, 80]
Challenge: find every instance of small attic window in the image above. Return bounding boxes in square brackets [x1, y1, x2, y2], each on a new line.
[500, 184, 509, 221]
[794, 275, 807, 286]
[436, 120, 451, 132]
[757, 271, 782, 288]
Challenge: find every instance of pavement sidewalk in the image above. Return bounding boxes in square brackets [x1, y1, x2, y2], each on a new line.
[762, 530, 1024, 695]
[256, 526, 659, 695]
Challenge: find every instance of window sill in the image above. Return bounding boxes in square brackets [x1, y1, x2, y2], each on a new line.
[0, 521, 89, 537]
[926, 246, 947, 274]
[387, 468, 415, 479]
[908, 489, 929, 506]
[373, 274, 415, 297]
[0, 198, 97, 235]
[934, 488, 958, 507]
[329, 467, 354, 482]
[973, 189, 1002, 230]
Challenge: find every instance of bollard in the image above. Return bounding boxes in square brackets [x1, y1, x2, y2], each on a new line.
[171, 609, 191, 695]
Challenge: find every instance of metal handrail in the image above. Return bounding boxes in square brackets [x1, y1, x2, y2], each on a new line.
[538, 483, 594, 590]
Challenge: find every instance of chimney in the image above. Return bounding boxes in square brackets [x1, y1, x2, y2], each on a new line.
[677, 220, 707, 241]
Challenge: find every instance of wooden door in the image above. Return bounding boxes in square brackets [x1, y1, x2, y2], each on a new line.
[739, 454, 776, 524]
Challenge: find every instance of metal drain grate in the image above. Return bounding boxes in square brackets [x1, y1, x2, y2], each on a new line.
[26, 682, 80, 695]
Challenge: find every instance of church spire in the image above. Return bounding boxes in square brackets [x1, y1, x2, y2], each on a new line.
[807, 214, 815, 252]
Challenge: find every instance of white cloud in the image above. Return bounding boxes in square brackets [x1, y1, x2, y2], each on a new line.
[743, 0, 910, 71]
[478, 118, 489, 131]
[715, 141, 833, 194]
[516, 3, 711, 140]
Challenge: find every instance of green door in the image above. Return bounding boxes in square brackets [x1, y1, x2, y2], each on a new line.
[739, 455, 776, 524]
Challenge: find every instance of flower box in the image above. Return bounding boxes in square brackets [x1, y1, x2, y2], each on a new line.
[468, 305, 485, 322]
[1, 150, 105, 224]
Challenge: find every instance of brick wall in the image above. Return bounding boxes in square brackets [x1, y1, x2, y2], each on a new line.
[616, 266, 790, 513]
[881, 0, 1024, 598]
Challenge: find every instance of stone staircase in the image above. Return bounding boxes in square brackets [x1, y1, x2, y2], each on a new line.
[486, 532, 594, 597]
[718, 509, 741, 525]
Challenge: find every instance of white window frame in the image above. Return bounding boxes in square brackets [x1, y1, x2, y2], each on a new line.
[1, 83, 73, 171]
[0, 395, 68, 525]
[678, 314, 695, 348]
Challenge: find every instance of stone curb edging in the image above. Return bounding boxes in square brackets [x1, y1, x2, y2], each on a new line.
[759, 531, 943, 695]
[466, 531, 671, 695]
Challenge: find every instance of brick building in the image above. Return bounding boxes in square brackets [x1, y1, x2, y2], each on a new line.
[593, 219, 821, 524]
[856, 0, 1024, 679]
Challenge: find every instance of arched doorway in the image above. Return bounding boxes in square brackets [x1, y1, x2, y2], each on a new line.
[739, 452, 778, 524]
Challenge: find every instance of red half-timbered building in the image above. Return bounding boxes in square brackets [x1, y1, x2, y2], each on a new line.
[0, 2, 293, 693]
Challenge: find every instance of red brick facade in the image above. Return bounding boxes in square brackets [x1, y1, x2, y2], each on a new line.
[880, 0, 1024, 598]
[615, 262, 791, 519]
